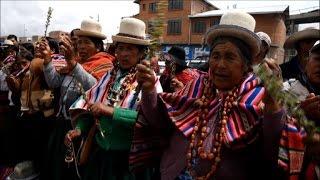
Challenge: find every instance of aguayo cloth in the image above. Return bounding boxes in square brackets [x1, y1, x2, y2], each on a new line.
[160, 73, 265, 144]
[159, 72, 305, 176]
[175, 68, 199, 86]
[70, 67, 163, 171]
[81, 52, 115, 80]
[278, 117, 306, 180]
[51, 54, 67, 70]
[2, 55, 15, 64]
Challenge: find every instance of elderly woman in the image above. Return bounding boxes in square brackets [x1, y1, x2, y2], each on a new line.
[66, 18, 162, 180]
[39, 19, 114, 180]
[137, 11, 305, 180]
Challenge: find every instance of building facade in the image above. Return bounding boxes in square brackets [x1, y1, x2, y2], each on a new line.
[134, 0, 288, 63]
[134, 0, 217, 59]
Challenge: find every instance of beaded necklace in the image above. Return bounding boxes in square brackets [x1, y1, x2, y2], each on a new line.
[106, 64, 137, 106]
[187, 77, 238, 180]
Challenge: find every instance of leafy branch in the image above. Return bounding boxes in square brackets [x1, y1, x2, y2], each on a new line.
[255, 65, 319, 137]
[44, 7, 53, 37]
[147, 0, 167, 58]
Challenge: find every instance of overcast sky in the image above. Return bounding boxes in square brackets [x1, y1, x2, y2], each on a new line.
[1, 0, 319, 41]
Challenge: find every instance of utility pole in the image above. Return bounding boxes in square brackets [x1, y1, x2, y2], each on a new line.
[97, 14, 100, 22]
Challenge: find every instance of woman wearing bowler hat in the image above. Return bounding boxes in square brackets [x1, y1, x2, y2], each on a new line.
[137, 11, 306, 180]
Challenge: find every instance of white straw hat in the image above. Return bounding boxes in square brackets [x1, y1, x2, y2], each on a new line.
[112, 18, 150, 46]
[256, 31, 271, 47]
[74, 19, 106, 40]
[206, 11, 261, 59]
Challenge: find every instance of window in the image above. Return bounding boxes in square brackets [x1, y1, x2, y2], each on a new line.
[149, 3, 157, 13]
[210, 19, 220, 27]
[192, 21, 206, 34]
[142, 4, 146, 11]
[167, 19, 181, 35]
[168, 0, 183, 10]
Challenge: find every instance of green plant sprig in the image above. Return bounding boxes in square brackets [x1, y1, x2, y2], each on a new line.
[255, 64, 319, 136]
[147, 0, 167, 58]
[44, 7, 53, 37]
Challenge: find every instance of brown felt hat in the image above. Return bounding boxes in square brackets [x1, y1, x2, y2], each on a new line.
[284, 28, 320, 49]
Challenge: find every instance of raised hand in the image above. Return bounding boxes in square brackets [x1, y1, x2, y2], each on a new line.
[136, 60, 156, 92]
[260, 58, 283, 113]
[300, 93, 320, 122]
[59, 36, 75, 62]
[59, 36, 77, 71]
[170, 78, 184, 92]
[36, 38, 52, 64]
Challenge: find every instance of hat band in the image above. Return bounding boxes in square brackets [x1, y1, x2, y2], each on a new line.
[117, 33, 145, 40]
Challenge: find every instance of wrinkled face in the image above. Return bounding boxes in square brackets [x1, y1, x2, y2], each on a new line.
[306, 52, 320, 87]
[77, 36, 98, 61]
[115, 43, 142, 70]
[209, 42, 248, 91]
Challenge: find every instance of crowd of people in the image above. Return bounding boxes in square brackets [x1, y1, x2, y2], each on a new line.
[0, 10, 319, 180]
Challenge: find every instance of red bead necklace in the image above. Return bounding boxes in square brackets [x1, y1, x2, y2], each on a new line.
[187, 77, 238, 180]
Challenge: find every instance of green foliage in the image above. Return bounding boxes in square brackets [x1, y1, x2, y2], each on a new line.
[255, 65, 318, 136]
[147, 0, 166, 58]
[44, 7, 53, 37]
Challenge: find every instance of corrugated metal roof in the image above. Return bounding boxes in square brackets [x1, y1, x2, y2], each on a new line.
[189, 5, 289, 18]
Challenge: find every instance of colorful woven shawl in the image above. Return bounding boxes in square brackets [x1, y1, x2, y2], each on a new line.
[175, 68, 199, 86]
[81, 52, 115, 80]
[160, 72, 306, 177]
[278, 117, 306, 180]
[160, 72, 265, 146]
[70, 67, 164, 171]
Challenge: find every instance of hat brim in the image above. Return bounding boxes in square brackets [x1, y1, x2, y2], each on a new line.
[311, 43, 320, 53]
[74, 30, 106, 40]
[206, 25, 261, 62]
[284, 29, 320, 49]
[7, 172, 39, 180]
[112, 35, 150, 46]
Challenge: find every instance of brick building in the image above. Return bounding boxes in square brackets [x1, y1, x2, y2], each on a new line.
[134, 0, 288, 62]
[134, 0, 218, 59]
[189, 6, 289, 62]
